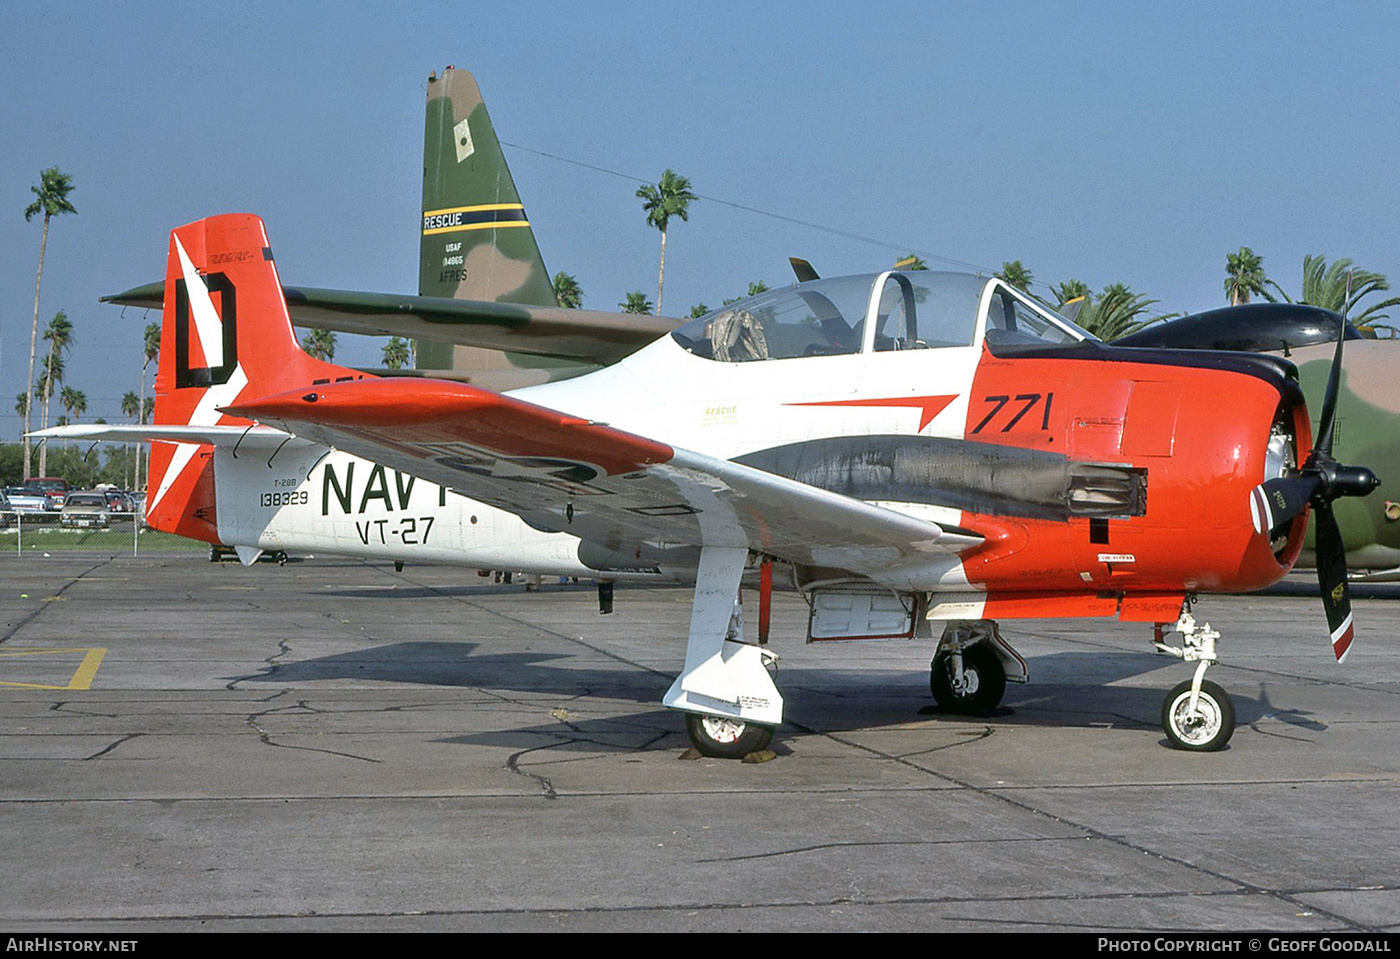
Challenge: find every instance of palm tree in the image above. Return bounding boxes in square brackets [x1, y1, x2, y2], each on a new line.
[688, 303, 710, 319]
[895, 254, 929, 271]
[1223, 247, 1281, 305]
[1049, 278, 1091, 309]
[381, 336, 411, 370]
[301, 328, 336, 361]
[552, 272, 583, 309]
[120, 391, 141, 489]
[723, 281, 771, 307]
[1078, 283, 1162, 341]
[37, 312, 73, 476]
[620, 291, 654, 314]
[135, 321, 160, 491]
[636, 169, 696, 315]
[998, 261, 1034, 292]
[1294, 255, 1400, 332]
[60, 386, 86, 424]
[33, 354, 64, 476]
[22, 167, 77, 477]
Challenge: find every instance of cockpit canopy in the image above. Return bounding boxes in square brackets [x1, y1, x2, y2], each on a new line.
[671, 271, 1092, 363]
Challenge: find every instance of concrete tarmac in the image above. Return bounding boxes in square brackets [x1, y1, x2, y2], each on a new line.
[1, 553, 1398, 932]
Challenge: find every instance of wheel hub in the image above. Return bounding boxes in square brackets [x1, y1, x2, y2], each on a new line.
[701, 715, 747, 744]
[1170, 697, 1221, 744]
[953, 665, 981, 698]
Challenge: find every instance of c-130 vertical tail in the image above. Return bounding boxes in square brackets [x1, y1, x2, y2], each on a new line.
[419, 67, 576, 380]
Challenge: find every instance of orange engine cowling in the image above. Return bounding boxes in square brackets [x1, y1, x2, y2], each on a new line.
[958, 343, 1310, 598]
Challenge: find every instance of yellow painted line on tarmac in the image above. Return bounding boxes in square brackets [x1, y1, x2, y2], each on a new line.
[0, 647, 107, 690]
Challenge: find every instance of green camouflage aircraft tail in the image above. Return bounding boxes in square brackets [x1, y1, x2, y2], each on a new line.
[419, 67, 578, 380]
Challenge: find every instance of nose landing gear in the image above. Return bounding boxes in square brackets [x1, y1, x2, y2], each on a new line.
[1154, 612, 1236, 751]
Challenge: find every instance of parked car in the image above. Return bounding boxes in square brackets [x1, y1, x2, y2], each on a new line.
[24, 476, 70, 509]
[98, 488, 135, 514]
[0, 488, 10, 530]
[6, 486, 60, 519]
[60, 492, 113, 529]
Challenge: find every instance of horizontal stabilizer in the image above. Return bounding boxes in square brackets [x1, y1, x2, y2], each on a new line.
[28, 423, 316, 451]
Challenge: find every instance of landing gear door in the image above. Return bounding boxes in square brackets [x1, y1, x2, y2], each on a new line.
[808, 587, 918, 642]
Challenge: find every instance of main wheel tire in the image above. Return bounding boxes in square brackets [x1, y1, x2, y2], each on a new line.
[1161, 679, 1235, 751]
[684, 713, 774, 759]
[930, 643, 1007, 713]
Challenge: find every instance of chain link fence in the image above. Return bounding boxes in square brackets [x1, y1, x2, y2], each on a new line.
[0, 509, 210, 557]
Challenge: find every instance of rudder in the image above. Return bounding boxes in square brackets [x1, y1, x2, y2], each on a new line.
[146, 214, 365, 541]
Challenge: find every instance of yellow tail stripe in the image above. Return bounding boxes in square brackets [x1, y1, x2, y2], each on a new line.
[423, 220, 532, 236]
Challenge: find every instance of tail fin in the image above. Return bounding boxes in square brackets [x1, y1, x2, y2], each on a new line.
[146, 214, 365, 540]
[419, 66, 563, 374]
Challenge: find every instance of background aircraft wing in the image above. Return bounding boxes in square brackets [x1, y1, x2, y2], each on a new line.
[103, 282, 683, 365]
[227, 378, 981, 577]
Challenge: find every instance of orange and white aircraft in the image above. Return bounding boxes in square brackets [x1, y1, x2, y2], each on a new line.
[42, 213, 1378, 757]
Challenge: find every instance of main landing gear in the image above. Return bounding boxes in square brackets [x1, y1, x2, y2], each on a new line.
[1153, 612, 1236, 751]
[684, 712, 774, 760]
[664, 546, 782, 759]
[928, 621, 1025, 714]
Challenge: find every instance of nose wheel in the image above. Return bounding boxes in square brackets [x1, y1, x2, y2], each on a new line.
[1161, 678, 1235, 751]
[1154, 612, 1236, 751]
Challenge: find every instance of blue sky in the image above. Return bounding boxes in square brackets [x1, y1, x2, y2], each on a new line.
[3, 1, 1399, 439]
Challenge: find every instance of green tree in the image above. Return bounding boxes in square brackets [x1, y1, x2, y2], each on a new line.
[998, 260, 1034, 292]
[1223, 247, 1281, 305]
[552, 271, 583, 309]
[1292, 255, 1400, 332]
[620, 291, 654, 314]
[119, 390, 141, 488]
[381, 336, 411, 371]
[301, 328, 337, 361]
[135, 321, 160, 491]
[37, 312, 73, 476]
[1078, 283, 1162, 341]
[32, 354, 64, 477]
[895, 254, 929, 271]
[723, 281, 770, 306]
[636, 169, 696, 315]
[60, 386, 84, 422]
[22, 167, 77, 477]
[688, 303, 710, 318]
[1049, 278, 1091, 309]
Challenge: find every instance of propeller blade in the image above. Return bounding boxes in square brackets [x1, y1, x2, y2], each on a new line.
[1314, 503, 1354, 662]
[1250, 475, 1318, 535]
[1312, 286, 1351, 461]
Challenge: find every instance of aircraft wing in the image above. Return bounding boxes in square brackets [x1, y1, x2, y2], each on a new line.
[226, 378, 981, 577]
[103, 282, 683, 365]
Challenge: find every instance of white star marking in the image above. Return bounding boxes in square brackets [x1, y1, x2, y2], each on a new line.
[147, 237, 249, 514]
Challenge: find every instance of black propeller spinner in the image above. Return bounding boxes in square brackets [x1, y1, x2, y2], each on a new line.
[1250, 290, 1380, 661]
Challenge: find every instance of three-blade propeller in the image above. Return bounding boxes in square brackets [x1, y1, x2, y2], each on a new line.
[1249, 302, 1380, 661]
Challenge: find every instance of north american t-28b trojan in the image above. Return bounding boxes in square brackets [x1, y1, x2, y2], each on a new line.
[59, 207, 1378, 758]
